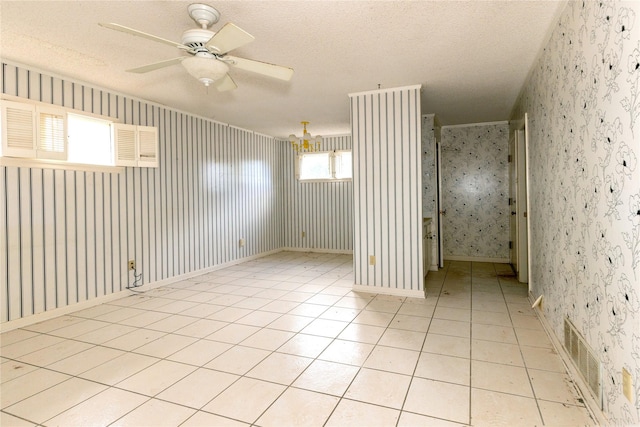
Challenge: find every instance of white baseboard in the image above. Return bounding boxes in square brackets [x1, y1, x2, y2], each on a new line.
[0, 249, 282, 333]
[444, 255, 510, 263]
[352, 284, 425, 299]
[528, 293, 609, 426]
[282, 247, 353, 255]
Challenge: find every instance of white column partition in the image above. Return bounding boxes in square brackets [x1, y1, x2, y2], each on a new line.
[349, 85, 423, 297]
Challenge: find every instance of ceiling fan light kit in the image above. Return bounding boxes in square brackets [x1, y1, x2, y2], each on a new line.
[182, 54, 229, 87]
[99, 3, 293, 91]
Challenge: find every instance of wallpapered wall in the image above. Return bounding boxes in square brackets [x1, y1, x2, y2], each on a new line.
[280, 135, 353, 252]
[350, 86, 424, 295]
[440, 123, 510, 261]
[422, 114, 441, 268]
[511, 1, 640, 423]
[422, 114, 438, 220]
[0, 62, 285, 324]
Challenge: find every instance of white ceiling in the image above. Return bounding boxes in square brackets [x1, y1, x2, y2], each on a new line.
[0, 1, 565, 138]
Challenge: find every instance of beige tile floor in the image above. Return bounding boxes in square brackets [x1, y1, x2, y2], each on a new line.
[0, 252, 596, 426]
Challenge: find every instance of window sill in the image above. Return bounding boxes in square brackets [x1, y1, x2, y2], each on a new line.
[0, 156, 125, 174]
[298, 178, 352, 183]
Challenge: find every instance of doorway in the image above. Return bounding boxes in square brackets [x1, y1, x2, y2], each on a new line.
[509, 115, 530, 284]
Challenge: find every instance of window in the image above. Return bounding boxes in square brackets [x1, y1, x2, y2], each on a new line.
[297, 150, 352, 181]
[38, 108, 66, 160]
[334, 150, 352, 179]
[67, 113, 113, 165]
[299, 152, 331, 180]
[1, 98, 158, 168]
[1, 101, 66, 160]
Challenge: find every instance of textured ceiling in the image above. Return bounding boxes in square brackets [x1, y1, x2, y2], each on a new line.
[0, 1, 565, 137]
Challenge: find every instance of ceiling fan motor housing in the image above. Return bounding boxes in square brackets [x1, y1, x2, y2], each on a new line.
[181, 28, 215, 51]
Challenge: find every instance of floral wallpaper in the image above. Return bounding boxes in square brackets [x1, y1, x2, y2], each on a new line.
[422, 114, 438, 220]
[440, 123, 510, 260]
[511, 0, 640, 424]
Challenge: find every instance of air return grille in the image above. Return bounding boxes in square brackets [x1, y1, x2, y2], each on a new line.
[564, 317, 601, 404]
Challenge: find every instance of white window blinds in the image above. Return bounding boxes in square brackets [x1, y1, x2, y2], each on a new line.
[37, 108, 66, 160]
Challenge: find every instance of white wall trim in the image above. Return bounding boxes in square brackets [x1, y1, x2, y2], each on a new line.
[282, 247, 353, 255]
[441, 120, 509, 129]
[444, 256, 510, 263]
[352, 284, 425, 299]
[0, 248, 282, 333]
[529, 293, 609, 426]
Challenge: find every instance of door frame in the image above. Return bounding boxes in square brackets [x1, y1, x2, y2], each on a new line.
[523, 113, 532, 290]
[436, 141, 444, 268]
[509, 133, 518, 273]
[510, 114, 531, 287]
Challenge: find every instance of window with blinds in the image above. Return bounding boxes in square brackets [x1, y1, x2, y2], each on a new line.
[38, 108, 66, 160]
[1, 98, 159, 168]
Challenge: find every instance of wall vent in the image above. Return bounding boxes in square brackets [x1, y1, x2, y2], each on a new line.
[563, 317, 602, 405]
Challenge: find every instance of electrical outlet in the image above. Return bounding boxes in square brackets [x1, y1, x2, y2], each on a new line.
[239, 238, 245, 247]
[623, 367, 633, 402]
[302, 231, 306, 238]
[128, 260, 135, 271]
[369, 255, 376, 265]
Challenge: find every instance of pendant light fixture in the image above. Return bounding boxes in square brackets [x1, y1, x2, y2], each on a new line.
[289, 121, 322, 153]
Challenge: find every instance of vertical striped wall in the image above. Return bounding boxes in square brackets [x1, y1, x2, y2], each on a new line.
[0, 62, 284, 323]
[349, 85, 423, 293]
[280, 135, 353, 252]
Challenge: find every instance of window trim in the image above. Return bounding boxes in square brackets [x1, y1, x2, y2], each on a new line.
[0, 155, 124, 173]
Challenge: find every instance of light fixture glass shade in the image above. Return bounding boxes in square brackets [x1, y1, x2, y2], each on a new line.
[181, 56, 229, 86]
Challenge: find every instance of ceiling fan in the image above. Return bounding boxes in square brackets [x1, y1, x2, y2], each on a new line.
[99, 3, 293, 91]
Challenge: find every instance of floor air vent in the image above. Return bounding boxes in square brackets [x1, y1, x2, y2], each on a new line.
[564, 317, 602, 405]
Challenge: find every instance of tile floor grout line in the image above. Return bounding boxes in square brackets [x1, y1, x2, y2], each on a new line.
[468, 260, 475, 426]
[395, 263, 443, 427]
[497, 262, 547, 426]
[1, 253, 593, 426]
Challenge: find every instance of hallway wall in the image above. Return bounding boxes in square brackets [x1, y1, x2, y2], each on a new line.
[440, 122, 510, 261]
[511, 1, 640, 423]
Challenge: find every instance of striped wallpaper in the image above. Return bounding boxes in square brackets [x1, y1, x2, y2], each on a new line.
[349, 85, 423, 295]
[280, 135, 353, 253]
[0, 62, 285, 324]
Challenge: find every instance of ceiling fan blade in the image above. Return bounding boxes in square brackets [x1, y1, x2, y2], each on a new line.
[126, 57, 185, 73]
[214, 73, 238, 92]
[99, 23, 188, 50]
[225, 55, 294, 81]
[205, 23, 255, 54]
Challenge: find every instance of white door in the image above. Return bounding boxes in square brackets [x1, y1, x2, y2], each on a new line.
[509, 134, 518, 272]
[436, 141, 444, 267]
[509, 120, 530, 284]
[516, 126, 529, 283]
